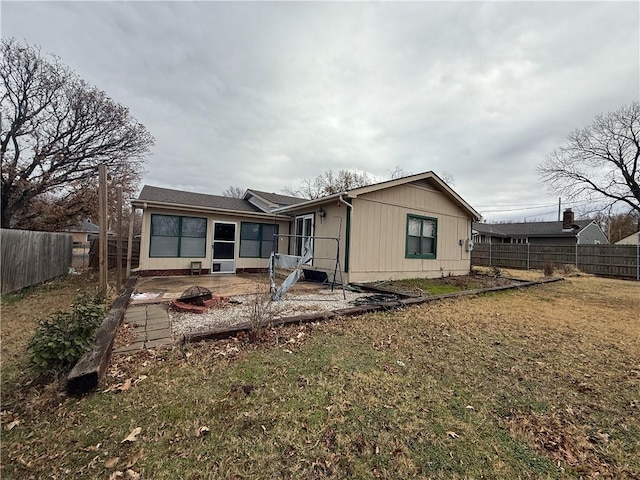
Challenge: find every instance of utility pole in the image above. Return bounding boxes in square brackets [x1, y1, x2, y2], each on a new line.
[557, 198, 561, 221]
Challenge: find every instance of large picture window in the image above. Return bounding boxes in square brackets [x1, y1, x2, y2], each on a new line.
[239, 222, 279, 258]
[150, 214, 207, 257]
[405, 214, 437, 259]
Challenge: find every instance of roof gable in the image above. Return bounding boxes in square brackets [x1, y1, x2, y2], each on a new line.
[243, 189, 306, 212]
[272, 171, 481, 220]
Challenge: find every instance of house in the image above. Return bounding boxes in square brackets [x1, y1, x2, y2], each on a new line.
[472, 209, 608, 246]
[615, 231, 640, 245]
[66, 219, 100, 245]
[131, 172, 481, 283]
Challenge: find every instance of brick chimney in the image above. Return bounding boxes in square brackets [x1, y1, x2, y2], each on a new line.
[562, 208, 574, 230]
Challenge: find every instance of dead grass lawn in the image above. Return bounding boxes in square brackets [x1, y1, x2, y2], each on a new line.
[1, 272, 639, 479]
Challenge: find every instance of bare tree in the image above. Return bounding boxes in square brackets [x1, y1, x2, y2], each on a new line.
[439, 171, 455, 186]
[284, 169, 374, 199]
[222, 186, 245, 198]
[538, 102, 640, 216]
[593, 211, 640, 244]
[1, 39, 154, 229]
[388, 166, 409, 179]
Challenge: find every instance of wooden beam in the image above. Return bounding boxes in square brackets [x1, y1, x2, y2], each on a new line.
[67, 275, 137, 395]
[98, 164, 108, 296]
[126, 205, 135, 279]
[116, 186, 123, 291]
[181, 277, 565, 344]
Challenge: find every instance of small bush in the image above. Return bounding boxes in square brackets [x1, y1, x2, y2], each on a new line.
[563, 264, 580, 275]
[28, 291, 106, 376]
[543, 261, 555, 277]
[248, 292, 275, 342]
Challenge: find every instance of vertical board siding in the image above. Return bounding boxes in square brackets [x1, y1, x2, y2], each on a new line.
[471, 243, 639, 279]
[349, 183, 473, 280]
[1, 229, 73, 295]
[303, 203, 347, 276]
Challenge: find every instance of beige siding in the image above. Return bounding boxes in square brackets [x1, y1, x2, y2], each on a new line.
[138, 207, 290, 272]
[348, 183, 473, 282]
[284, 203, 349, 283]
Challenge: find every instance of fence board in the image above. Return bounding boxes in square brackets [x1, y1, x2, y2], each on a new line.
[1, 229, 73, 294]
[471, 243, 639, 280]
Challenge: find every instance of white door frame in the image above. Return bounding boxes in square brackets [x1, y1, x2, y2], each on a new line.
[295, 214, 314, 263]
[212, 221, 237, 274]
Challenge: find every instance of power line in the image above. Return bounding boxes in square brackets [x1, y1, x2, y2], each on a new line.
[477, 199, 592, 214]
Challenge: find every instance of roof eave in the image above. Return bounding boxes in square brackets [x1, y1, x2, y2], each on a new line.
[272, 192, 347, 213]
[131, 199, 292, 220]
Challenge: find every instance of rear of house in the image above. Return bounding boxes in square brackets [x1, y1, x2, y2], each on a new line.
[134, 187, 294, 275]
[132, 172, 481, 283]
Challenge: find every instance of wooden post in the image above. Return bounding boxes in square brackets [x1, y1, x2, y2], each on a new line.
[116, 186, 123, 291]
[126, 205, 135, 279]
[98, 165, 108, 296]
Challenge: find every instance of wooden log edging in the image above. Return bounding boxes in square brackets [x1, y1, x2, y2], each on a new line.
[67, 275, 138, 395]
[182, 277, 564, 344]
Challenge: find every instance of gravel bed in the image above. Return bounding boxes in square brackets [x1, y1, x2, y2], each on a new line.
[170, 289, 375, 335]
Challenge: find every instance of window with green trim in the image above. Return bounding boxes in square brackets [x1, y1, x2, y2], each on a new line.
[150, 214, 207, 257]
[239, 222, 279, 258]
[405, 214, 437, 259]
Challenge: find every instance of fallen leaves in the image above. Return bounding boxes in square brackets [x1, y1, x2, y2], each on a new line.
[446, 431, 460, 439]
[5, 419, 21, 431]
[103, 375, 148, 394]
[109, 469, 140, 480]
[121, 427, 142, 443]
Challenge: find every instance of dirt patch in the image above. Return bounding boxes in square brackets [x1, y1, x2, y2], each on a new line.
[112, 322, 139, 351]
[366, 273, 519, 296]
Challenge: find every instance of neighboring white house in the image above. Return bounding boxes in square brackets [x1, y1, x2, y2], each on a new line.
[615, 231, 640, 245]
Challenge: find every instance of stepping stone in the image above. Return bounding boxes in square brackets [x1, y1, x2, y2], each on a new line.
[147, 328, 172, 341]
[145, 337, 174, 349]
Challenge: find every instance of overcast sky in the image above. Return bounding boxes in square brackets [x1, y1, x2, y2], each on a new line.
[2, 1, 639, 222]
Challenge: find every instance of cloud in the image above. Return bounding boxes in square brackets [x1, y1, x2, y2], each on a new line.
[3, 1, 638, 221]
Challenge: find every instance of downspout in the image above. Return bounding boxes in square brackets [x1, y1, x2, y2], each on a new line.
[339, 194, 353, 274]
[338, 194, 352, 212]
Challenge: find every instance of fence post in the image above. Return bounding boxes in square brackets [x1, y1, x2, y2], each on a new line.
[527, 243, 530, 270]
[116, 186, 123, 291]
[575, 243, 578, 269]
[637, 239, 639, 281]
[98, 164, 108, 297]
[489, 242, 492, 267]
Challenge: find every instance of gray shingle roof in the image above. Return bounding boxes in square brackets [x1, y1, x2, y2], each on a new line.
[473, 219, 593, 237]
[246, 190, 306, 207]
[137, 186, 261, 213]
[67, 220, 100, 233]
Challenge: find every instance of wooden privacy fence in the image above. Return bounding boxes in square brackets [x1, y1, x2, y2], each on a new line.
[88, 237, 140, 270]
[471, 243, 640, 280]
[1, 229, 73, 295]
